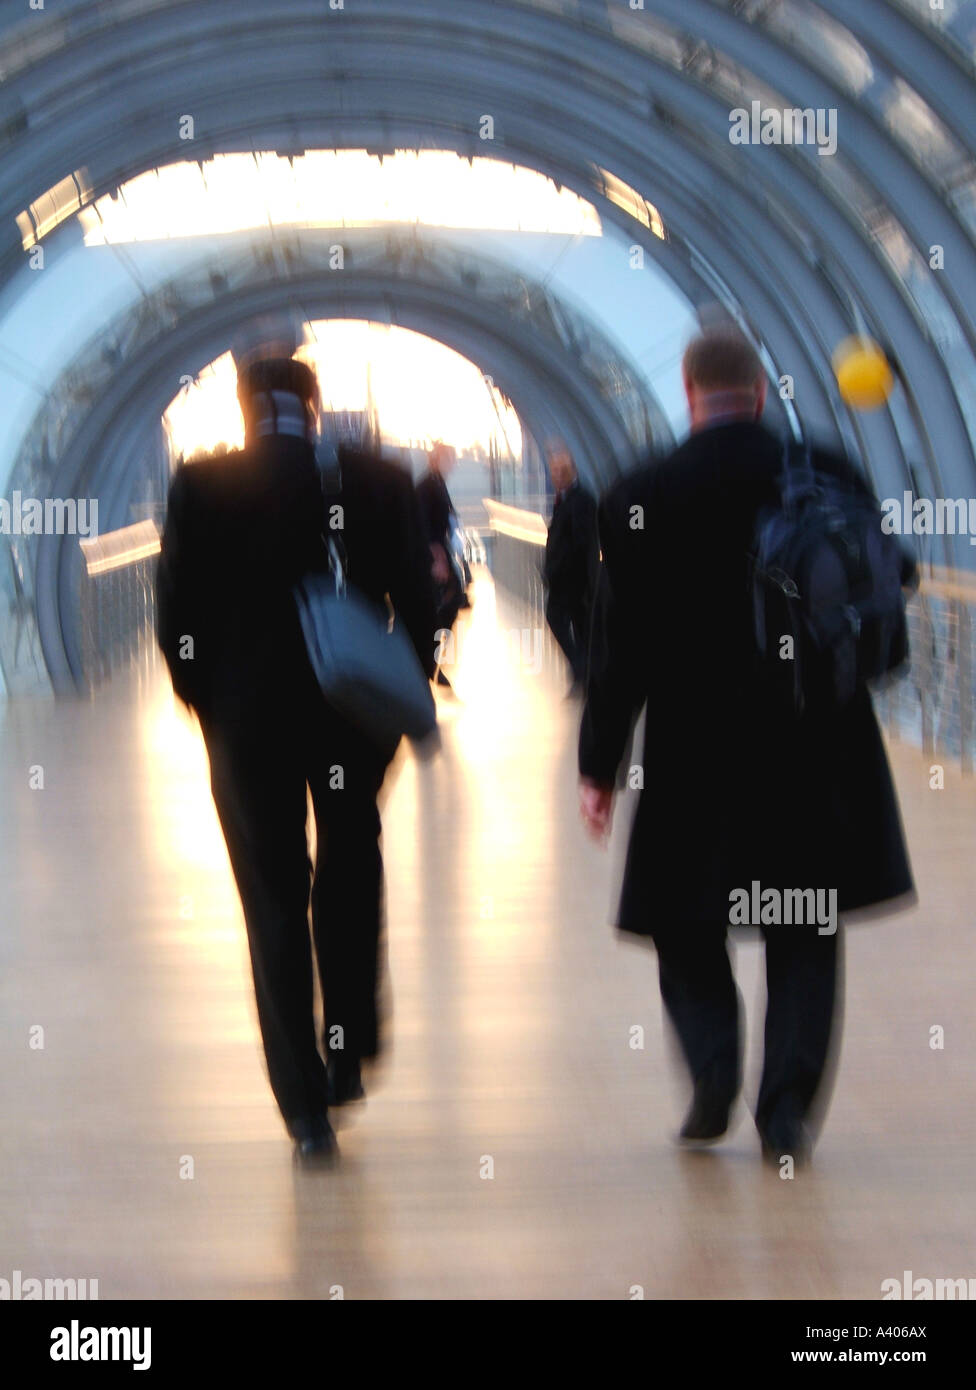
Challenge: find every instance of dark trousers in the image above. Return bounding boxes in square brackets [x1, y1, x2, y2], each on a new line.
[546, 587, 591, 684]
[655, 923, 842, 1135]
[434, 581, 463, 640]
[200, 685, 387, 1137]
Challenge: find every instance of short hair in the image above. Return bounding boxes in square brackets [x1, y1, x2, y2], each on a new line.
[544, 436, 572, 461]
[682, 326, 763, 392]
[237, 357, 319, 409]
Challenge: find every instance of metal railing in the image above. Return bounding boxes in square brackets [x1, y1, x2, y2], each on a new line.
[78, 520, 160, 691]
[873, 567, 975, 775]
[485, 505, 547, 608]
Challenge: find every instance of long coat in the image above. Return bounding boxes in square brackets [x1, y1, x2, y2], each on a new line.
[415, 469, 455, 550]
[156, 436, 436, 730]
[578, 421, 915, 939]
[544, 481, 599, 602]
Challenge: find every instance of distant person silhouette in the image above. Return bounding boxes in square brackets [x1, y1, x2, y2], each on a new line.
[416, 441, 467, 688]
[543, 440, 599, 696]
[156, 356, 436, 1165]
[579, 325, 915, 1165]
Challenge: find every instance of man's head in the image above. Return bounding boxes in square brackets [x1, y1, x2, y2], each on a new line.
[237, 357, 320, 443]
[682, 326, 766, 432]
[545, 438, 576, 494]
[429, 441, 458, 477]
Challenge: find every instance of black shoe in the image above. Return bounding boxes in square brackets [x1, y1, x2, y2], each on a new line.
[326, 1058, 365, 1108]
[757, 1108, 813, 1167]
[291, 1118, 338, 1168]
[676, 1080, 735, 1149]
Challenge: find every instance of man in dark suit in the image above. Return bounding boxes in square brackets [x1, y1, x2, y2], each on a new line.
[543, 441, 599, 695]
[156, 356, 436, 1165]
[578, 325, 915, 1164]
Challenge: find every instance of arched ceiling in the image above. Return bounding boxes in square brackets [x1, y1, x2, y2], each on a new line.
[1, 0, 973, 483]
[1, 0, 975, 692]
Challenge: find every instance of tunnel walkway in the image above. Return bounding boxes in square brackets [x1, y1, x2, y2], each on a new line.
[0, 575, 973, 1299]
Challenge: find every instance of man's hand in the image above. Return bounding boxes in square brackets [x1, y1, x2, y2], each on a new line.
[579, 778, 614, 843]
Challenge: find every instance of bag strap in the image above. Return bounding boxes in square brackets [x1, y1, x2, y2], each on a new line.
[315, 440, 349, 594]
[317, 438, 343, 496]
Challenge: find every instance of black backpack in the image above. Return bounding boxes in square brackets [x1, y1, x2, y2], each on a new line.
[750, 438, 912, 715]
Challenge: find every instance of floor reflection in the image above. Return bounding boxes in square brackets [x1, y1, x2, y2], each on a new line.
[0, 572, 973, 1298]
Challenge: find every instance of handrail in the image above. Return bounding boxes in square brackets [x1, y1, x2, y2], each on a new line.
[921, 564, 976, 603]
[79, 519, 160, 576]
[483, 498, 548, 547]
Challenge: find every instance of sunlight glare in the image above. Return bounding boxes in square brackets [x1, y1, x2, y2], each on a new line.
[78, 150, 601, 244]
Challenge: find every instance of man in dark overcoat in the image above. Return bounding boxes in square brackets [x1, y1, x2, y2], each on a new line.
[579, 325, 915, 1163]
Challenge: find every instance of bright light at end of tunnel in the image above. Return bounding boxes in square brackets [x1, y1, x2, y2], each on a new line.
[163, 326, 523, 461]
[299, 322, 522, 457]
[163, 352, 245, 460]
[77, 151, 602, 245]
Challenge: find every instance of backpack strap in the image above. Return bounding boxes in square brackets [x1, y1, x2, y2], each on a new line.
[780, 435, 819, 515]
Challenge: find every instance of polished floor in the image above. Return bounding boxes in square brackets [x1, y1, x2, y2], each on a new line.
[1, 575, 974, 1300]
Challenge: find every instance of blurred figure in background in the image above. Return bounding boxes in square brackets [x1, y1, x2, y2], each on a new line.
[156, 356, 436, 1165]
[578, 325, 914, 1165]
[543, 439, 599, 696]
[417, 440, 467, 689]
